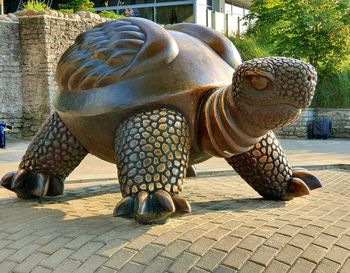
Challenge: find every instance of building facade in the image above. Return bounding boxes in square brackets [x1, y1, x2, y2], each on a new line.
[2, 0, 250, 35]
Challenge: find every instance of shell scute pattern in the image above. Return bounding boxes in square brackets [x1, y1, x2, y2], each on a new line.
[57, 20, 146, 91]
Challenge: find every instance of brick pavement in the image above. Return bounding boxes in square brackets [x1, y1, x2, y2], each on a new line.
[0, 169, 350, 272]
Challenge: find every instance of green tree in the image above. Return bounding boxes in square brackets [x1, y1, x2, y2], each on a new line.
[246, 0, 350, 73]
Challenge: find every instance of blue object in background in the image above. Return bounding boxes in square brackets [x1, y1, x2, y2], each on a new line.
[0, 122, 13, 148]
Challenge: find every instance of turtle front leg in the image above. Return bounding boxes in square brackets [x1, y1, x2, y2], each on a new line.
[1, 112, 87, 199]
[226, 131, 322, 200]
[114, 108, 191, 224]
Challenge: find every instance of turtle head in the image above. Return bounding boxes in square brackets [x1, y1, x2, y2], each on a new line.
[231, 57, 317, 132]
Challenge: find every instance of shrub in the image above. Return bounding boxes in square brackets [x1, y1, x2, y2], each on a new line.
[246, 0, 350, 74]
[59, 0, 95, 13]
[229, 36, 272, 61]
[23, 0, 48, 12]
[99, 10, 125, 20]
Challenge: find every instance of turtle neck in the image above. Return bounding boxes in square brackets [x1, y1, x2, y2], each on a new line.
[198, 85, 264, 158]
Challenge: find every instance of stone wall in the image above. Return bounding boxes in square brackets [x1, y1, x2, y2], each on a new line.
[0, 11, 106, 139]
[0, 19, 22, 139]
[276, 108, 350, 138]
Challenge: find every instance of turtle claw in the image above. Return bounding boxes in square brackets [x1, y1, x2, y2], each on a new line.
[113, 190, 191, 224]
[1, 170, 64, 199]
[292, 168, 322, 190]
[287, 168, 322, 199]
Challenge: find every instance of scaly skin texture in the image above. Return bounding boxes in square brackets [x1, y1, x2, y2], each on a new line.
[115, 108, 190, 196]
[1, 112, 87, 198]
[226, 131, 293, 200]
[19, 112, 87, 178]
[114, 108, 191, 224]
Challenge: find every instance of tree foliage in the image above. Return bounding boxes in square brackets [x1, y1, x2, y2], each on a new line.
[246, 0, 350, 73]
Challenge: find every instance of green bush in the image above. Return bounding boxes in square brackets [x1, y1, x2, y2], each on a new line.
[59, 0, 95, 13]
[312, 70, 350, 108]
[246, 0, 350, 74]
[23, 0, 48, 12]
[59, 9, 74, 14]
[228, 36, 272, 61]
[99, 10, 125, 19]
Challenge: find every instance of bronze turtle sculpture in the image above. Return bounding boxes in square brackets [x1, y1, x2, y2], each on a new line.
[1, 18, 321, 224]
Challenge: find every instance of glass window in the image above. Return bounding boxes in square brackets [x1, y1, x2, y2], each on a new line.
[156, 5, 193, 25]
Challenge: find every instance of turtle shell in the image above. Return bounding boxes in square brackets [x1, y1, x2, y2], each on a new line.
[54, 18, 241, 162]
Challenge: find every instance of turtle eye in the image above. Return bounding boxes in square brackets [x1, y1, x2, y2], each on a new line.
[250, 76, 270, 90]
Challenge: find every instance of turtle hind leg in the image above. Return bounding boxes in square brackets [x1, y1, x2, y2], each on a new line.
[186, 165, 197, 177]
[226, 131, 321, 200]
[114, 108, 191, 224]
[1, 112, 87, 199]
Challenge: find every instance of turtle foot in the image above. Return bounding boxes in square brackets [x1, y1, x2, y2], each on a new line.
[1, 170, 64, 199]
[113, 190, 191, 224]
[287, 168, 322, 199]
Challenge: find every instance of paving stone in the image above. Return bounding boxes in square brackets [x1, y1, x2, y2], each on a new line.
[288, 258, 316, 273]
[0, 248, 16, 262]
[187, 237, 217, 256]
[339, 258, 350, 273]
[96, 238, 128, 258]
[180, 229, 208, 243]
[222, 247, 251, 270]
[213, 235, 240, 253]
[168, 252, 200, 273]
[264, 233, 291, 250]
[204, 228, 230, 241]
[119, 262, 145, 273]
[161, 239, 190, 259]
[74, 255, 107, 273]
[39, 237, 72, 255]
[95, 267, 117, 273]
[143, 256, 173, 273]
[313, 258, 341, 273]
[252, 226, 278, 239]
[229, 226, 254, 238]
[104, 248, 136, 270]
[7, 243, 41, 263]
[213, 265, 237, 273]
[131, 243, 164, 264]
[237, 235, 265, 252]
[287, 233, 314, 249]
[301, 244, 327, 263]
[40, 248, 74, 269]
[325, 245, 349, 264]
[196, 249, 226, 271]
[335, 234, 350, 250]
[69, 241, 104, 261]
[31, 266, 53, 273]
[64, 234, 96, 250]
[249, 245, 278, 266]
[0, 260, 19, 273]
[238, 261, 265, 273]
[313, 233, 339, 249]
[275, 245, 303, 265]
[264, 260, 290, 273]
[52, 259, 81, 273]
[13, 252, 49, 273]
